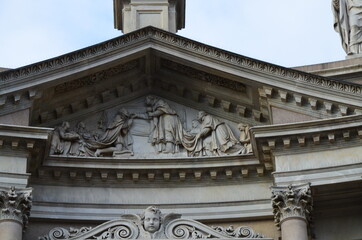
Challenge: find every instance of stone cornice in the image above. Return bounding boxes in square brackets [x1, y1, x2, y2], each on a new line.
[36, 154, 269, 184]
[250, 115, 362, 165]
[0, 186, 32, 229]
[271, 183, 312, 229]
[0, 27, 361, 103]
[252, 114, 362, 138]
[0, 124, 53, 151]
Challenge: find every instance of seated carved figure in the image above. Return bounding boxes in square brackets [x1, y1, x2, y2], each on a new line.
[50, 121, 80, 156]
[183, 111, 244, 156]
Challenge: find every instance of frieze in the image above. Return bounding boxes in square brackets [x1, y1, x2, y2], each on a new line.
[161, 59, 246, 92]
[49, 96, 250, 158]
[0, 27, 360, 98]
[54, 60, 139, 94]
[39, 206, 269, 239]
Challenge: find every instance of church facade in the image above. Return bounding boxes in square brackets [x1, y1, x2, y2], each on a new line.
[0, 1, 361, 239]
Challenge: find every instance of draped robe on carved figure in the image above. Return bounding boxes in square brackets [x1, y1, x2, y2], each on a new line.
[135, 96, 184, 154]
[333, 0, 362, 54]
[81, 109, 133, 157]
[182, 111, 244, 156]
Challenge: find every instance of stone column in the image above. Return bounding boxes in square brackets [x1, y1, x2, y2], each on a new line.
[271, 183, 312, 240]
[0, 186, 32, 240]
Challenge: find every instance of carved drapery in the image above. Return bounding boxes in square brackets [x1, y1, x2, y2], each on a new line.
[271, 183, 312, 229]
[0, 186, 32, 228]
[39, 206, 270, 239]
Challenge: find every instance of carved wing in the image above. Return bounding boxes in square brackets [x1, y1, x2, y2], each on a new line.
[162, 213, 182, 226]
[120, 213, 142, 222]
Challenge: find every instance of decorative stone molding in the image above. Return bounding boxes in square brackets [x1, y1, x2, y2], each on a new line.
[54, 60, 139, 94]
[39, 206, 269, 239]
[0, 186, 32, 228]
[161, 59, 246, 93]
[251, 114, 362, 165]
[271, 183, 312, 230]
[1, 27, 360, 101]
[260, 87, 360, 120]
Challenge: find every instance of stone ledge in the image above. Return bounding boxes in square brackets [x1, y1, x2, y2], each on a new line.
[30, 200, 273, 222]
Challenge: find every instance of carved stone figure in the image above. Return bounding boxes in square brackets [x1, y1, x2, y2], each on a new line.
[238, 123, 253, 154]
[333, 0, 362, 55]
[82, 108, 134, 157]
[39, 206, 268, 239]
[141, 206, 162, 233]
[50, 121, 80, 156]
[183, 111, 244, 156]
[134, 96, 184, 154]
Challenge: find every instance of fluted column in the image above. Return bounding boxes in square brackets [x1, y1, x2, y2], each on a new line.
[271, 183, 312, 240]
[0, 186, 32, 240]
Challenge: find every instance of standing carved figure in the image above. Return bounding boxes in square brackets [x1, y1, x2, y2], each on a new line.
[333, 0, 362, 55]
[50, 121, 80, 156]
[134, 96, 184, 154]
[238, 123, 253, 154]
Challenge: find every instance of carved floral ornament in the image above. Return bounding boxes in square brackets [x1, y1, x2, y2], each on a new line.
[271, 183, 313, 230]
[0, 186, 32, 229]
[50, 96, 253, 158]
[39, 206, 270, 240]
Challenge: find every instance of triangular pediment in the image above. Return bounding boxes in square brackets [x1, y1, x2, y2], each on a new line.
[0, 26, 360, 129]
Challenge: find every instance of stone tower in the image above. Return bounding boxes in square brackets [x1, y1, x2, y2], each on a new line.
[113, 0, 185, 33]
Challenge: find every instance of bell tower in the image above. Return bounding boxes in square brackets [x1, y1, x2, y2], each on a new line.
[113, 0, 185, 34]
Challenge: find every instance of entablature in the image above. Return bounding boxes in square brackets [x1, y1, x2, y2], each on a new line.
[251, 114, 362, 169]
[33, 154, 270, 185]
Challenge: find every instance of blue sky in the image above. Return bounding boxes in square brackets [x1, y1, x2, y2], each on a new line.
[0, 0, 346, 69]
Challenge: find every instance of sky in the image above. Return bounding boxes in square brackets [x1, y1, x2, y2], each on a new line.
[0, 0, 346, 69]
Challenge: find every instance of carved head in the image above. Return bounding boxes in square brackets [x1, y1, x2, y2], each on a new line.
[141, 206, 162, 233]
[237, 123, 248, 131]
[61, 121, 70, 130]
[77, 121, 86, 130]
[145, 95, 157, 106]
[197, 111, 207, 121]
[191, 119, 199, 128]
[118, 108, 129, 118]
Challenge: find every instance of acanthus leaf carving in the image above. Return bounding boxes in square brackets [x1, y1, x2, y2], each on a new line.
[271, 183, 313, 230]
[0, 186, 32, 229]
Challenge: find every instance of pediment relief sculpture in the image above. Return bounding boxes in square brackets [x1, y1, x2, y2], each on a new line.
[39, 206, 269, 240]
[50, 96, 253, 158]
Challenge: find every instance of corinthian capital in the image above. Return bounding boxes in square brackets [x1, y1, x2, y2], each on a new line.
[271, 183, 312, 229]
[0, 186, 32, 228]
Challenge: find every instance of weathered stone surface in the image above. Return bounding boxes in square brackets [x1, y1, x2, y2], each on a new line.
[39, 206, 270, 239]
[333, 0, 362, 56]
[0, 186, 32, 229]
[271, 183, 312, 230]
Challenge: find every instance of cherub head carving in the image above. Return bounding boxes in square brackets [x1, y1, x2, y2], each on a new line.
[141, 206, 162, 233]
